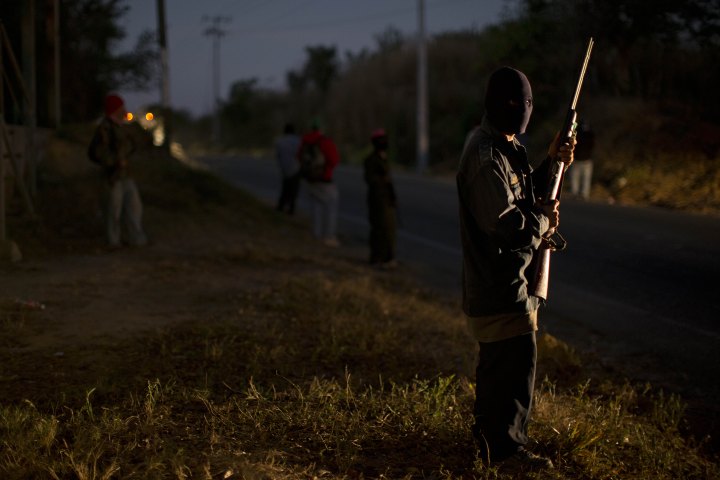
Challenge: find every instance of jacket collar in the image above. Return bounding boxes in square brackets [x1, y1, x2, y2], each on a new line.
[479, 115, 523, 151]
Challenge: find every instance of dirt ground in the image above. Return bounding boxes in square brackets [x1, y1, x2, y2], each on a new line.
[3, 227, 243, 349]
[0, 202, 346, 353]
[0, 138, 321, 352]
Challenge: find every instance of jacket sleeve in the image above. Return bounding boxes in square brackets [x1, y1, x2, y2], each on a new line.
[461, 159, 549, 252]
[531, 155, 552, 199]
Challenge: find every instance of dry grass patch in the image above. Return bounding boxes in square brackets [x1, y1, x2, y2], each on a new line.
[2, 270, 718, 479]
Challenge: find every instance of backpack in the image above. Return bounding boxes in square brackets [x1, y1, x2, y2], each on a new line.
[299, 138, 326, 182]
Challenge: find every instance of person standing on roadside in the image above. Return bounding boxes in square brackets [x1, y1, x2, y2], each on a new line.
[456, 67, 575, 471]
[569, 118, 595, 200]
[363, 129, 397, 267]
[88, 94, 148, 249]
[297, 120, 340, 247]
[275, 122, 302, 214]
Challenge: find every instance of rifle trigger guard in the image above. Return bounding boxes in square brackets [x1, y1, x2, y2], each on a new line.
[546, 230, 567, 251]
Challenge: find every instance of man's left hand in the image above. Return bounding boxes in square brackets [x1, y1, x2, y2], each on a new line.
[548, 132, 576, 166]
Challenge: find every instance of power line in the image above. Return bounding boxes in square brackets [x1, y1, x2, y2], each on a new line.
[235, 4, 417, 35]
[227, 0, 483, 37]
[222, 0, 270, 19]
[252, 0, 322, 29]
[173, 0, 482, 49]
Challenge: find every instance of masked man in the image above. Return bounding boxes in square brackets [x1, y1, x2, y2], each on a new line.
[456, 67, 574, 470]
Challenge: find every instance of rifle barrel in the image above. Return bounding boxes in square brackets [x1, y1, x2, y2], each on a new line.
[571, 37, 594, 110]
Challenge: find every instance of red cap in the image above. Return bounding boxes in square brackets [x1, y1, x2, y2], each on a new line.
[104, 94, 125, 116]
[371, 128, 387, 139]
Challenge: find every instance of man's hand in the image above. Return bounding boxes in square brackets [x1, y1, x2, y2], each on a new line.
[539, 199, 560, 235]
[548, 132, 576, 167]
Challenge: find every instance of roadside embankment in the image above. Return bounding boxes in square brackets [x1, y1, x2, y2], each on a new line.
[0, 130, 717, 478]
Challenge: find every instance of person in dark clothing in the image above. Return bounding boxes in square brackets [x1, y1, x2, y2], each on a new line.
[456, 67, 575, 471]
[275, 122, 302, 214]
[363, 129, 397, 267]
[569, 118, 595, 199]
[88, 94, 147, 248]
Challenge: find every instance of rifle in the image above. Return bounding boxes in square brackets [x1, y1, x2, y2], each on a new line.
[529, 37, 594, 301]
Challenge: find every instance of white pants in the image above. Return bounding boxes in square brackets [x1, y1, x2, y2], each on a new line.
[569, 159, 593, 199]
[306, 181, 339, 240]
[107, 178, 147, 247]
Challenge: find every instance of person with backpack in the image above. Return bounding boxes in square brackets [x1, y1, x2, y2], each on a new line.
[297, 121, 340, 247]
[88, 94, 147, 248]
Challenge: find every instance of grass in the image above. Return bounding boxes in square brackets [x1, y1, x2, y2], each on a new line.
[1, 128, 718, 478]
[593, 153, 720, 212]
[576, 96, 720, 213]
[1, 270, 718, 479]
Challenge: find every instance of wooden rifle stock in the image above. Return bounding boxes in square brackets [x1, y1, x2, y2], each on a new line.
[529, 37, 594, 301]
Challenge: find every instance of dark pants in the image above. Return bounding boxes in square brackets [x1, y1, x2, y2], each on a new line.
[473, 331, 537, 462]
[367, 196, 396, 264]
[277, 173, 300, 214]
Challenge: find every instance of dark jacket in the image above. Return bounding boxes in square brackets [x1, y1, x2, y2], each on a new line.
[363, 150, 396, 205]
[88, 117, 135, 182]
[457, 117, 551, 322]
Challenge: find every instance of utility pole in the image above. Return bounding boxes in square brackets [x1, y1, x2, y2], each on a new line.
[45, 0, 61, 128]
[203, 15, 230, 145]
[22, 0, 37, 195]
[0, 33, 5, 243]
[157, 0, 171, 148]
[416, 0, 429, 173]
[54, 0, 60, 127]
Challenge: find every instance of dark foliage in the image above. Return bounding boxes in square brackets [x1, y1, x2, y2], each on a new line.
[58, 0, 157, 121]
[176, 1, 720, 166]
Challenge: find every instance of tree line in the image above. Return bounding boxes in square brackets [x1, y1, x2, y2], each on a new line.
[0, 0, 156, 126]
[4, 0, 718, 167]
[207, 0, 720, 167]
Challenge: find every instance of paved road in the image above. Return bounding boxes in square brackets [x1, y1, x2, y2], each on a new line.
[200, 155, 720, 406]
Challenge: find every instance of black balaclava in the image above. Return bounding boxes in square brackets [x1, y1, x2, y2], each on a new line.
[484, 67, 533, 135]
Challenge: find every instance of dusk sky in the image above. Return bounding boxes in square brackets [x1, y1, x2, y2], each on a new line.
[116, 0, 511, 116]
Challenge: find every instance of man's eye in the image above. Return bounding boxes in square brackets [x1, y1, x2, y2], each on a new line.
[508, 99, 533, 107]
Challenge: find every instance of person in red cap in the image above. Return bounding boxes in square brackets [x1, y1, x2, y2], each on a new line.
[88, 93, 147, 248]
[363, 128, 397, 267]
